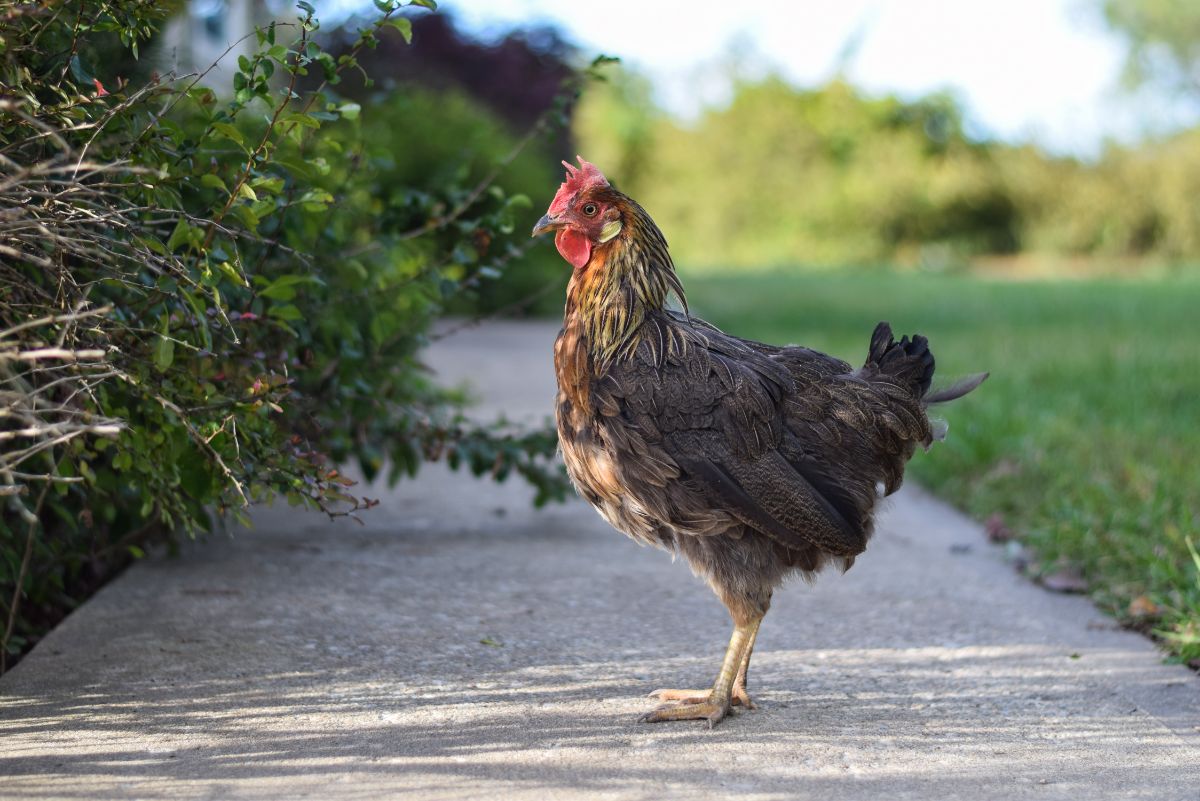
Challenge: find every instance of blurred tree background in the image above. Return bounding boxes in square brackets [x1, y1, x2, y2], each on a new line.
[577, 72, 1200, 273]
[1102, 0, 1200, 98]
[573, 0, 1200, 275]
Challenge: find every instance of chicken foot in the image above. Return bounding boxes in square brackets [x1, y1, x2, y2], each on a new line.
[648, 617, 760, 709]
[640, 615, 762, 727]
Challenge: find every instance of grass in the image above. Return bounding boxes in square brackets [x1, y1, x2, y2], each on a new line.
[683, 268, 1200, 664]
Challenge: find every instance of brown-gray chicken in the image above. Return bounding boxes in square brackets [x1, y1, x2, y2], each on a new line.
[532, 157, 986, 727]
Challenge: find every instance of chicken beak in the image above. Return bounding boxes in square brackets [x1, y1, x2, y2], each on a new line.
[531, 213, 561, 238]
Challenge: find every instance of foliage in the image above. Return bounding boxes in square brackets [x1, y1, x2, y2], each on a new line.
[319, 11, 580, 316]
[1102, 0, 1200, 97]
[575, 67, 1200, 272]
[687, 269, 1200, 664]
[571, 68, 661, 201]
[0, 0, 571, 671]
[578, 75, 1016, 270]
[350, 85, 569, 317]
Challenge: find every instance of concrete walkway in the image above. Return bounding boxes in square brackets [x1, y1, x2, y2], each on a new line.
[2, 321, 1198, 801]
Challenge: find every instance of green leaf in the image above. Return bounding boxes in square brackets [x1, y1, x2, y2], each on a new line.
[267, 303, 303, 321]
[154, 326, 175, 373]
[167, 218, 198, 252]
[138, 235, 168, 256]
[258, 274, 323, 301]
[282, 111, 321, 129]
[410, 0, 437, 9]
[69, 54, 94, 85]
[315, 52, 337, 80]
[387, 17, 413, 44]
[506, 193, 533, 210]
[274, 158, 316, 180]
[250, 175, 285, 194]
[297, 1, 315, 14]
[218, 261, 249, 287]
[211, 122, 245, 147]
[250, 199, 276, 220]
[298, 189, 333, 212]
[228, 204, 260, 230]
[200, 173, 226, 191]
[237, 183, 258, 201]
[183, 289, 213, 351]
[337, 102, 361, 120]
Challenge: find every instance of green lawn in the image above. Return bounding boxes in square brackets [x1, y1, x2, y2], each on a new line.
[683, 269, 1200, 663]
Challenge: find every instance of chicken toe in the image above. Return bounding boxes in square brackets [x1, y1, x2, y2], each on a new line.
[640, 697, 731, 727]
[648, 686, 755, 708]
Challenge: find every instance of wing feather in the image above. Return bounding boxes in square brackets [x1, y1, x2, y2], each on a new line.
[597, 314, 932, 556]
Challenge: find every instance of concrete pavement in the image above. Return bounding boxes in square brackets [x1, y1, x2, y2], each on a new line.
[2, 320, 1198, 800]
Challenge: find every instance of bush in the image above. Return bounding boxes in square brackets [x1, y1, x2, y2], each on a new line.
[345, 84, 569, 316]
[0, 0, 570, 670]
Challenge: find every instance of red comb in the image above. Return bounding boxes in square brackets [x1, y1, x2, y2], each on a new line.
[548, 155, 609, 215]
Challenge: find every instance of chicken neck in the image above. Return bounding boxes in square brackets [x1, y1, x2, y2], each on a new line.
[561, 203, 687, 371]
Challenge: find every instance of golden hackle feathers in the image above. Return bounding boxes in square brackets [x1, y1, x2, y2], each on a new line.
[564, 194, 688, 369]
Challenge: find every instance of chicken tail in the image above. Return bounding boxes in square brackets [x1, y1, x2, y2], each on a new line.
[923, 372, 989, 405]
[866, 321, 988, 404]
[865, 321, 936, 398]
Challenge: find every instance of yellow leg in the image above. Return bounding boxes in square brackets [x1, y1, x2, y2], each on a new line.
[734, 616, 761, 708]
[650, 617, 760, 709]
[640, 615, 762, 728]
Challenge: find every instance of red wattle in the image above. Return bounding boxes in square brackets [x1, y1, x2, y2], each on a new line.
[555, 228, 592, 270]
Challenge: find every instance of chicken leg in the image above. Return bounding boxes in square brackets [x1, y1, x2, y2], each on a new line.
[647, 616, 760, 709]
[641, 614, 762, 727]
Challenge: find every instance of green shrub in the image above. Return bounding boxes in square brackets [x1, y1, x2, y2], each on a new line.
[346, 85, 569, 316]
[0, 0, 570, 670]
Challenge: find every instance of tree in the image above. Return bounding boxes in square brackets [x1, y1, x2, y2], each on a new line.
[1102, 0, 1200, 98]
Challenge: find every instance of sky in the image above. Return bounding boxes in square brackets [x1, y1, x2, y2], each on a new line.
[431, 0, 1195, 158]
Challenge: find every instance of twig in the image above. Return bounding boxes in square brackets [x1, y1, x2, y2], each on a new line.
[1, 482, 49, 674]
[0, 348, 107, 362]
[0, 306, 111, 340]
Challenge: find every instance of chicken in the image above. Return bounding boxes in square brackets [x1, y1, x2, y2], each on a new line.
[531, 157, 986, 727]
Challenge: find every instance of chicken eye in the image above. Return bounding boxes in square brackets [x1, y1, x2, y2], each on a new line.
[582, 203, 598, 216]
